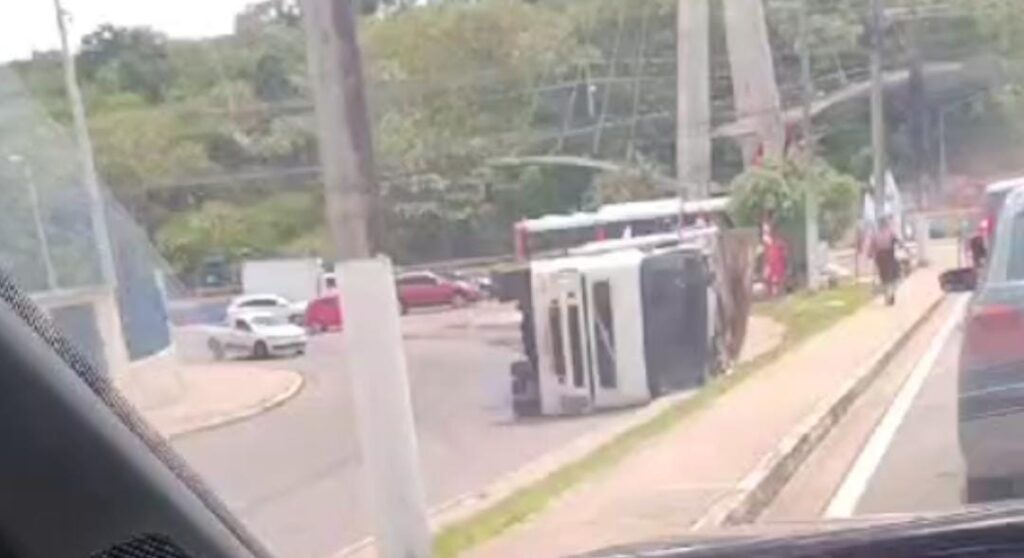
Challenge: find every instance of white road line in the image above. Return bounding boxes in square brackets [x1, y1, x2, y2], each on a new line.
[825, 294, 969, 518]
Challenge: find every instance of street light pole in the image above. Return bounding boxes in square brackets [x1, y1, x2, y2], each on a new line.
[54, 0, 118, 289]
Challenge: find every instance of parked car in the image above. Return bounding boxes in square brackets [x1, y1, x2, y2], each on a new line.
[305, 294, 343, 332]
[395, 271, 481, 313]
[980, 177, 1024, 245]
[207, 312, 308, 360]
[955, 183, 1024, 503]
[226, 293, 306, 324]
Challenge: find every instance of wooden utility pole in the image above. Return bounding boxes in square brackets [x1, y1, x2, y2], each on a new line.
[677, 0, 711, 199]
[870, 0, 887, 219]
[302, 1, 429, 557]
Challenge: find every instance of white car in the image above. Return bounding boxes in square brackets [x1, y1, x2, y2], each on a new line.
[208, 312, 308, 360]
[226, 294, 307, 324]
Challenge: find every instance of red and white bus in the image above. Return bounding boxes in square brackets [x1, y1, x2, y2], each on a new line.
[513, 196, 731, 261]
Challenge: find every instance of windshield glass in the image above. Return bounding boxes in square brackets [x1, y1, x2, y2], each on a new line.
[2, 1, 1023, 556]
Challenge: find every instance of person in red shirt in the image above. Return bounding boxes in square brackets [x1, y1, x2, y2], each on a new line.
[763, 221, 788, 297]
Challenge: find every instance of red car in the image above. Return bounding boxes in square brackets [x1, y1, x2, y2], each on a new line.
[396, 271, 480, 314]
[304, 294, 343, 332]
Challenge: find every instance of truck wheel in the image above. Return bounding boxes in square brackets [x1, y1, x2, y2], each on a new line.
[208, 338, 225, 361]
[254, 340, 270, 359]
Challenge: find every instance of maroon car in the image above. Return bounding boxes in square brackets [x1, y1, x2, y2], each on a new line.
[395, 271, 480, 314]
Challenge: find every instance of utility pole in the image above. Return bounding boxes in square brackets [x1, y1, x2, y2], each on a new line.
[301, 1, 429, 557]
[301, 0, 381, 258]
[723, 0, 785, 164]
[677, 0, 711, 200]
[870, 0, 887, 220]
[54, 0, 118, 288]
[798, 0, 821, 289]
[55, 0, 129, 377]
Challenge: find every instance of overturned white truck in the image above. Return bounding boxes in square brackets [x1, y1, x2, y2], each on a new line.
[497, 203, 756, 417]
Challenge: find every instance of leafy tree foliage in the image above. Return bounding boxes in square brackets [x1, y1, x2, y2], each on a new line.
[79, 25, 174, 102]
[8, 0, 1024, 276]
[729, 157, 861, 244]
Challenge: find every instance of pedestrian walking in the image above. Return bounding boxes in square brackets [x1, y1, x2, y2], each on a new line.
[871, 216, 902, 306]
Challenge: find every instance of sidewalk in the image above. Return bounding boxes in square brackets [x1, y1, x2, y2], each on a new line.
[469, 261, 948, 557]
[121, 363, 304, 439]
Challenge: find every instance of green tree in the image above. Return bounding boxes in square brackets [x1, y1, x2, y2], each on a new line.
[729, 158, 861, 244]
[79, 25, 174, 102]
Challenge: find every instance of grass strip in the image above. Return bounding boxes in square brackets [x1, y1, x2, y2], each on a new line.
[434, 281, 873, 557]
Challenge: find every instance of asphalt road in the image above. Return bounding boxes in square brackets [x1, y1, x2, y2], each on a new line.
[170, 305, 632, 558]
[760, 293, 970, 525]
[846, 312, 966, 517]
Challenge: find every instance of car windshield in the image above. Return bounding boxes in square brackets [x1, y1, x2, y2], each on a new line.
[3, 1, 1024, 557]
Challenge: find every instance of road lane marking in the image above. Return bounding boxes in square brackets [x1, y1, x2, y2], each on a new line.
[824, 294, 968, 518]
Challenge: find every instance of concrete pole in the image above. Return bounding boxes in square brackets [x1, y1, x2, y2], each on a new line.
[723, 0, 785, 164]
[301, 1, 429, 557]
[677, 0, 711, 199]
[798, 0, 821, 289]
[302, 0, 382, 259]
[870, 0, 887, 220]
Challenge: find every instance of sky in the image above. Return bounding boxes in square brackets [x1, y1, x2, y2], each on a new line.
[1, 0, 255, 62]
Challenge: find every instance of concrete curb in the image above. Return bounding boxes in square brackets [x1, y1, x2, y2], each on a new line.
[693, 292, 946, 530]
[163, 370, 305, 440]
